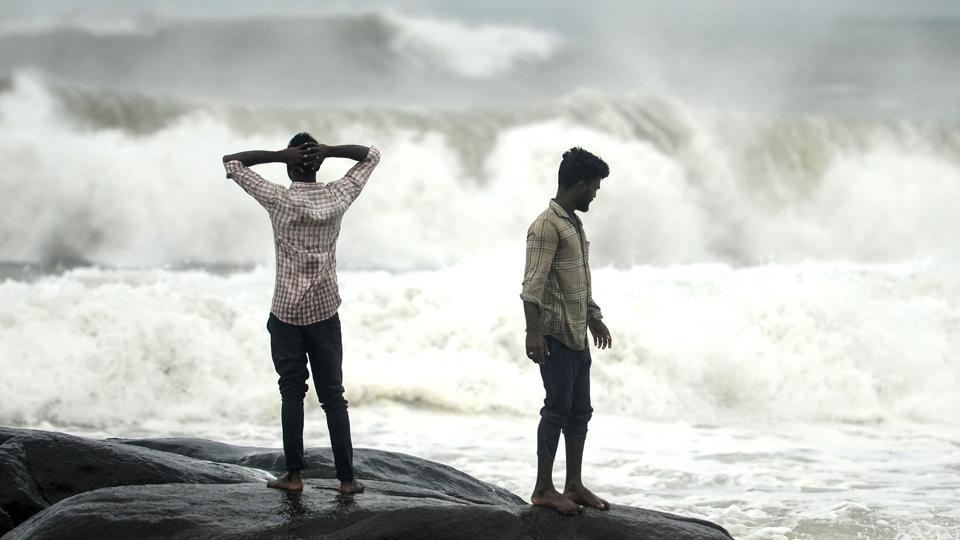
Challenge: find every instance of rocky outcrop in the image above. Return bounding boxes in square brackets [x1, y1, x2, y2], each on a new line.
[0, 507, 12, 537]
[8, 481, 731, 540]
[114, 437, 522, 506]
[0, 427, 272, 532]
[0, 438, 47, 531]
[0, 427, 733, 539]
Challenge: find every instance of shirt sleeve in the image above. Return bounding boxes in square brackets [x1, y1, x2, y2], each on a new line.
[325, 146, 381, 212]
[587, 297, 603, 321]
[224, 160, 282, 211]
[520, 217, 559, 308]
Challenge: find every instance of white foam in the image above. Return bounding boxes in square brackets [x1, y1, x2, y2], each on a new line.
[2, 262, 958, 428]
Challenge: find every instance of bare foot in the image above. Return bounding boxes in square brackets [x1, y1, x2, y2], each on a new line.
[531, 487, 583, 515]
[564, 485, 609, 511]
[338, 480, 365, 494]
[267, 472, 303, 492]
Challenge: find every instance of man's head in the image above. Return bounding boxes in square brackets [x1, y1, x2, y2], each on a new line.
[288, 131, 321, 182]
[557, 147, 609, 212]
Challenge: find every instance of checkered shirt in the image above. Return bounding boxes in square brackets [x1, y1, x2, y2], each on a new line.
[224, 147, 380, 325]
[520, 199, 602, 351]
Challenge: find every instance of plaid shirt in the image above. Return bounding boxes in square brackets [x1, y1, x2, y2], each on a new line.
[224, 147, 380, 325]
[521, 200, 602, 351]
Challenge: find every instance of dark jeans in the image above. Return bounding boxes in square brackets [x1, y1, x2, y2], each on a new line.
[537, 335, 593, 460]
[267, 312, 354, 482]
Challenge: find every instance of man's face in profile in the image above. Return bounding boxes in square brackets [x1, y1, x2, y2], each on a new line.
[576, 178, 602, 212]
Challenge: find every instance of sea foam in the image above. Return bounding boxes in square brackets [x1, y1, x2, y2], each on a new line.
[2, 263, 957, 429]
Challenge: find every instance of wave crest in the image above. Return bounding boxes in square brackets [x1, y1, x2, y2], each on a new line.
[2, 73, 960, 269]
[383, 11, 559, 78]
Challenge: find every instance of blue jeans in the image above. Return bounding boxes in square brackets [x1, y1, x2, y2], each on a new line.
[537, 335, 593, 460]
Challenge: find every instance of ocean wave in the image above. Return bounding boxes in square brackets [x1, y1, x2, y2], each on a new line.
[4, 4, 960, 118]
[0, 9, 562, 110]
[2, 73, 960, 268]
[0, 15, 158, 37]
[2, 264, 958, 428]
[383, 11, 559, 79]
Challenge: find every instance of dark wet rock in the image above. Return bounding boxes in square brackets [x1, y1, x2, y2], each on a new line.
[0, 507, 12, 537]
[0, 427, 272, 530]
[115, 437, 523, 506]
[8, 481, 733, 540]
[0, 427, 733, 539]
[0, 439, 47, 528]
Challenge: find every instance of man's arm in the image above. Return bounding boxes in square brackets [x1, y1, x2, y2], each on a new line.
[324, 146, 381, 213]
[222, 150, 280, 166]
[523, 301, 550, 364]
[220, 144, 315, 210]
[321, 145, 371, 162]
[221, 143, 324, 209]
[222, 143, 321, 171]
[520, 219, 559, 364]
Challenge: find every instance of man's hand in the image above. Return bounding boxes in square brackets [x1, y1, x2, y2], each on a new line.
[526, 331, 551, 364]
[588, 319, 612, 350]
[280, 143, 325, 173]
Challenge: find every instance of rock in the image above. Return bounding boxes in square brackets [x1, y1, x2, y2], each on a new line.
[0, 439, 48, 528]
[0, 427, 733, 539]
[115, 437, 523, 505]
[0, 427, 272, 530]
[8, 481, 733, 540]
[0, 506, 12, 537]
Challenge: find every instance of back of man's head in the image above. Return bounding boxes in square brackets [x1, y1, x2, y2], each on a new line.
[558, 147, 609, 188]
[289, 131, 318, 148]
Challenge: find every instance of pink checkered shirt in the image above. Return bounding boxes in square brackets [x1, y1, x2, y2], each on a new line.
[224, 147, 381, 325]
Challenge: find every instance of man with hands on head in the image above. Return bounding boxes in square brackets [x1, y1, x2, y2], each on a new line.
[521, 147, 613, 515]
[222, 132, 380, 495]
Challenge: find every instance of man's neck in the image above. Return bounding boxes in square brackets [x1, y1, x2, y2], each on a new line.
[553, 194, 578, 217]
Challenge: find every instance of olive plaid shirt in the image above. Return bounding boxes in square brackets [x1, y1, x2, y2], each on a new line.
[224, 147, 380, 325]
[521, 200, 602, 351]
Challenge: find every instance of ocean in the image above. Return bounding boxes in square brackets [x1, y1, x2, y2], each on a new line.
[1, 2, 959, 538]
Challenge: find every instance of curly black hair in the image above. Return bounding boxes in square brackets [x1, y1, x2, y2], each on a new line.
[288, 131, 318, 148]
[558, 147, 609, 188]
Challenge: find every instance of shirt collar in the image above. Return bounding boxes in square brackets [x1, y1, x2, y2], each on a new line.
[548, 199, 581, 226]
[290, 181, 322, 190]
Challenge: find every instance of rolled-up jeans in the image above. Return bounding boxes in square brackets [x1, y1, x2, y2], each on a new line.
[537, 335, 594, 460]
[267, 312, 354, 482]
